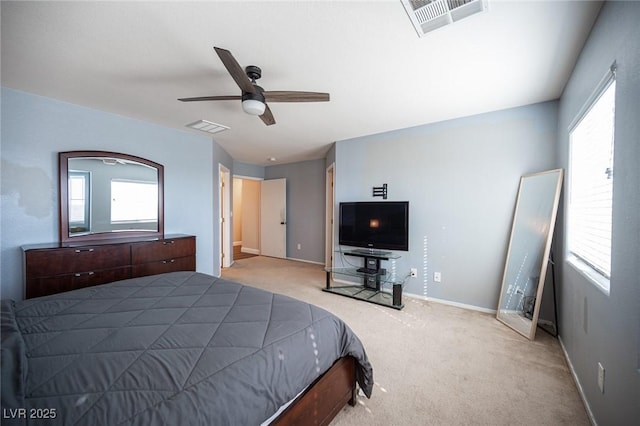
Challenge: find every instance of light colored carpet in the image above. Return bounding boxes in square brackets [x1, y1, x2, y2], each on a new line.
[222, 256, 589, 426]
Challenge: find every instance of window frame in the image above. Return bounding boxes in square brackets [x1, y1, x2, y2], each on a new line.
[566, 63, 617, 295]
[68, 170, 91, 232]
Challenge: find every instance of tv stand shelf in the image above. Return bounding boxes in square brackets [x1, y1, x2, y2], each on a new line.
[323, 249, 405, 310]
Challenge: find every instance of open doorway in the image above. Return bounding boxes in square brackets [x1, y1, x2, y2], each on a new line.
[232, 176, 261, 259]
[232, 176, 287, 260]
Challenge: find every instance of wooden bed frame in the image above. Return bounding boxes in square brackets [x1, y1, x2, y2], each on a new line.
[272, 356, 357, 425]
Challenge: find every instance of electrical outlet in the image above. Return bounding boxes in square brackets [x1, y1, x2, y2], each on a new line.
[297, 243, 301, 250]
[597, 362, 605, 393]
[434, 272, 441, 282]
[410, 268, 417, 278]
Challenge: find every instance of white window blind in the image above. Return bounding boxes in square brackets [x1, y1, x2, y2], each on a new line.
[568, 67, 616, 287]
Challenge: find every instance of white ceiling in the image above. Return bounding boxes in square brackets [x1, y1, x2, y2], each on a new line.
[1, 1, 602, 166]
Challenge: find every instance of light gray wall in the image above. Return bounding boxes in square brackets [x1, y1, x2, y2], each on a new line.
[334, 101, 558, 310]
[555, 2, 640, 424]
[325, 143, 336, 169]
[265, 159, 326, 263]
[1, 88, 231, 300]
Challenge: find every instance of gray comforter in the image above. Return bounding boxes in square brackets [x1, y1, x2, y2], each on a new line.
[1, 271, 373, 425]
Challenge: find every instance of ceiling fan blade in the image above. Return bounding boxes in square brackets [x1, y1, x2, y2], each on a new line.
[214, 47, 255, 94]
[178, 95, 241, 102]
[260, 104, 276, 126]
[263, 91, 330, 102]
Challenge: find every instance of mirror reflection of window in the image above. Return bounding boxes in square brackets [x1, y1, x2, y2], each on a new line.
[61, 152, 164, 242]
[68, 171, 90, 232]
[110, 179, 158, 223]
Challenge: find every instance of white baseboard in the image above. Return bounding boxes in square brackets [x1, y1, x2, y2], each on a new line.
[558, 336, 597, 426]
[414, 294, 497, 314]
[286, 257, 324, 266]
[233, 241, 242, 247]
[241, 247, 260, 255]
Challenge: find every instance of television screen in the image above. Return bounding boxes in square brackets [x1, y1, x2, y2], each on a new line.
[339, 201, 409, 251]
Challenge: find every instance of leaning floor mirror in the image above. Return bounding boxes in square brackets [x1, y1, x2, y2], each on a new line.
[497, 169, 563, 340]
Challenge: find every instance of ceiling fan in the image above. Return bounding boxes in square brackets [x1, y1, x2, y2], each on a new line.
[178, 47, 330, 126]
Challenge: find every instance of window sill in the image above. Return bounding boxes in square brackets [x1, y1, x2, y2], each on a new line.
[566, 255, 610, 296]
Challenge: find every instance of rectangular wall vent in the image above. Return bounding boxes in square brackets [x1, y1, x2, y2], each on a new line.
[186, 119, 230, 135]
[401, 0, 488, 37]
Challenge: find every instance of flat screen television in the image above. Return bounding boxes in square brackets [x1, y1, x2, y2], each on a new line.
[339, 201, 409, 251]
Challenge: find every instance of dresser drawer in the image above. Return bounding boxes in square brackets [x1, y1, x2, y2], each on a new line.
[25, 266, 132, 299]
[24, 244, 131, 278]
[22, 235, 196, 299]
[131, 236, 196, 264]
[131, 256, 196, 277]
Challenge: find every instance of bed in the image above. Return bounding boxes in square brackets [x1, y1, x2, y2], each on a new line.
[1, 271, 373, 425]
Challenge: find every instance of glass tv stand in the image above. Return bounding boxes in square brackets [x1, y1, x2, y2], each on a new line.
[323, 249, 405, 310]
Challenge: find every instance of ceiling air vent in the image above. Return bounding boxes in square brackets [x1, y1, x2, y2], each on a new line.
[401, 0, 488, 37]
[186, 120, 230, 135]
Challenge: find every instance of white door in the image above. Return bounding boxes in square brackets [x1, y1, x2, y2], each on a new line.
[260, 178, 286, 258]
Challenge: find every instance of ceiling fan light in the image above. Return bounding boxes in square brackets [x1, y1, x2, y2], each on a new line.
[242, 99, 266, 116]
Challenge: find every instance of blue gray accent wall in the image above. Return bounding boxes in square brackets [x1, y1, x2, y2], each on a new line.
[1, 88, 230, 300]
[265, 159, 326, 263]
[233, 160, 265, 179]
[556, 2, 640, 423]
[334, 101, 559, 311]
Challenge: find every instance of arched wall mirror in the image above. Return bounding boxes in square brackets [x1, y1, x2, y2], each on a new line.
[496, 169, 563, 340]
[59, 151, 164, 243]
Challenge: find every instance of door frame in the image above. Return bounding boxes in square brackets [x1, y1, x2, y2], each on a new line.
[218, 164, 231, 271]
[325, 163, 335, 269]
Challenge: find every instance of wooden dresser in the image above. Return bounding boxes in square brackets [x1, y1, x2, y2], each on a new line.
[23, 234, 196, 299]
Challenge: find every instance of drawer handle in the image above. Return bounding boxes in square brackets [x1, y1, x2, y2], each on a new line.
[74, 272, 95, 277]
[75, 248, 95, 253]
[162, 241, 175, 245]
[162, 259, 176, 264]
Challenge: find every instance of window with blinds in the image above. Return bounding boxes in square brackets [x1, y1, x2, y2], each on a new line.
[567, 67, 616, 292]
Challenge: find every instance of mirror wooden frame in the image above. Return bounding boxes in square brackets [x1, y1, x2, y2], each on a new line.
[59, 150, 164, 243]
[496, 169, 563, 340]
